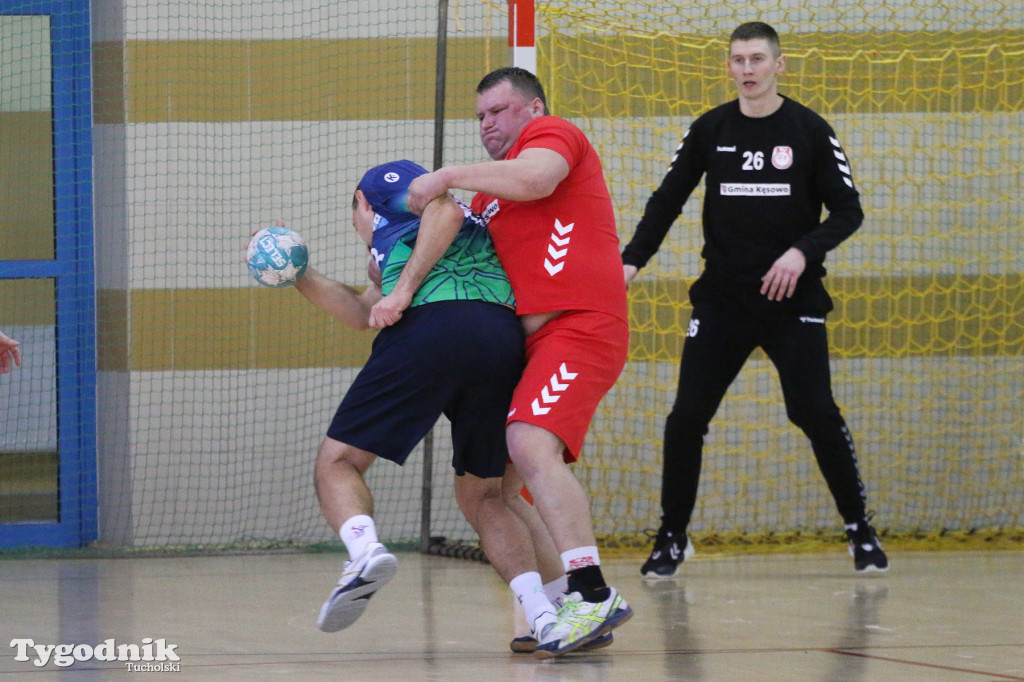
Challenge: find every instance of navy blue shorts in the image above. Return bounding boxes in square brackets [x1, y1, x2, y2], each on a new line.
[327, 300, 524, 478]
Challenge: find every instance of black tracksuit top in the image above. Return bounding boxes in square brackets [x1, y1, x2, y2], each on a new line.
[622, 95, 864, 317]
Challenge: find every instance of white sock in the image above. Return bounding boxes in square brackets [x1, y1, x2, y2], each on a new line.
[560, 545, 600, 572]
[542, 575, 569, 603]
[340, 514, 378, 560]
[510, 572, 555, 631]
[511, 594, 531, 638]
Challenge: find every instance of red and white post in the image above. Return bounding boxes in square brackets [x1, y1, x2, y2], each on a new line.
[508, 0, 536, 74]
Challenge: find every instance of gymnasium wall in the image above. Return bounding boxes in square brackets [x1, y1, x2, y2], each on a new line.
[91, 0, 508, 546]
[87, 0, 1023, 547]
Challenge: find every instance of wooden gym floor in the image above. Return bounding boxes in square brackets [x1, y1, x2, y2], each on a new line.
[0, 548, 1021, 680]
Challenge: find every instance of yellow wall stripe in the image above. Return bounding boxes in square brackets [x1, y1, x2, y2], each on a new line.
[0, 279, 55, 326]
[107, 273, 1023, 371]
[118, 287, 375, 372]
[96, 38, 503, 124]
[0, 112, 54, 259]
[631, 274, 1024, 362]
[93, 31, 1024, 123]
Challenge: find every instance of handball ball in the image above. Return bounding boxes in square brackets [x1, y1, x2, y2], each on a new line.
[247, 226, 309, 288]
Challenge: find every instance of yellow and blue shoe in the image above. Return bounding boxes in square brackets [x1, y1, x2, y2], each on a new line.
[533, 588, 632, 659]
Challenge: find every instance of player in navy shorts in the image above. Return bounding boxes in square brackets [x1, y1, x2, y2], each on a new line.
[326, 298, 521, 478]
[289, 160, 560, 643]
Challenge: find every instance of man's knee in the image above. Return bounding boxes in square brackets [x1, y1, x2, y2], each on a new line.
[455, 473, 504, 523]
[506, 422, 564, 479]
[315, 438, 374, 476]
[502, 479, 525, 507]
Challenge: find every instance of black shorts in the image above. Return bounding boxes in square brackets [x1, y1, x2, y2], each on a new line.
[327, 300, 524, 478]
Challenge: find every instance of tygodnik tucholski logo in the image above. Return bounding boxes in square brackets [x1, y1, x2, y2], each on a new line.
[10, 637, 181, 671]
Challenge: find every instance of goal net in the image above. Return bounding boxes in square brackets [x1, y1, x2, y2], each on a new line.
[531, 1, 1024, 543]
[4, 0, 1019, 553]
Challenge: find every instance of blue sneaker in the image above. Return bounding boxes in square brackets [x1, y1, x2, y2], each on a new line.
[533, 588, 632, 658]
[316, 543, 398, 632]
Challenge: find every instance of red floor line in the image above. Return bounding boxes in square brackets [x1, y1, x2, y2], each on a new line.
[826, 649, 1024, 680]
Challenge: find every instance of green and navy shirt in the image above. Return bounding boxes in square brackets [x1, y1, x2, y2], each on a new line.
[359, 160, 515, 308]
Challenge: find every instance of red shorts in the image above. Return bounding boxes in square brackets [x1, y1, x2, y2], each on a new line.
[507, 310, 629, 462]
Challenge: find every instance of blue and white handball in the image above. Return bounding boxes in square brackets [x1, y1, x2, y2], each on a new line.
[247, 226, 309, 288]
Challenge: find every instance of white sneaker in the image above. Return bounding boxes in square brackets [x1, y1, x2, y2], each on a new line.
[316, 543, 398, 632]
[534, 588, 632, 658]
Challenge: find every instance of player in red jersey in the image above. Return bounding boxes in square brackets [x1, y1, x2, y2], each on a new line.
[405, 67, 632, 658]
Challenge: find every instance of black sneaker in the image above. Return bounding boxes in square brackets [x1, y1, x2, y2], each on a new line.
[640, 528, 694, 578]
[845, 520, 889, 573]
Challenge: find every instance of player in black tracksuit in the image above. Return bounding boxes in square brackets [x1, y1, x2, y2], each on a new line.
[622, 22, 888, 575]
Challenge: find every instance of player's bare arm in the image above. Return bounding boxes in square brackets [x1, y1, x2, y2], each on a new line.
[760, 246, 806, 301]
[407, 148, 569, 214]
[295, 265, 382, 331]
[368, 194, 465, 329]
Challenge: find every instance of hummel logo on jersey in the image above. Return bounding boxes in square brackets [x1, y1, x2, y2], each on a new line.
[799, 316, 826, 324]
[716, 145, 737, 152]
[829, 136, 855, 188]
[543, 219, 574, 276]
[669, 135, 688, 168]
[531, 363, 578, 415]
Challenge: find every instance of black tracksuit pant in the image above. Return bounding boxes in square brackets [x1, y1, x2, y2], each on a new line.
[659, 301, 869, 531]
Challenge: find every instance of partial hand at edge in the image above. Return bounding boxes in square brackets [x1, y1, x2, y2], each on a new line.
[0, 331, 21, 374]
[623, 264, 639, 288]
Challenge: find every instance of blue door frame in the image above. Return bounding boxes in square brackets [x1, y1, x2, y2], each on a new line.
[0, 0, 97, 548]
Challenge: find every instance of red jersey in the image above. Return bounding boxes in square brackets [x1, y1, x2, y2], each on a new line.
[470, 116, 628, 322]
